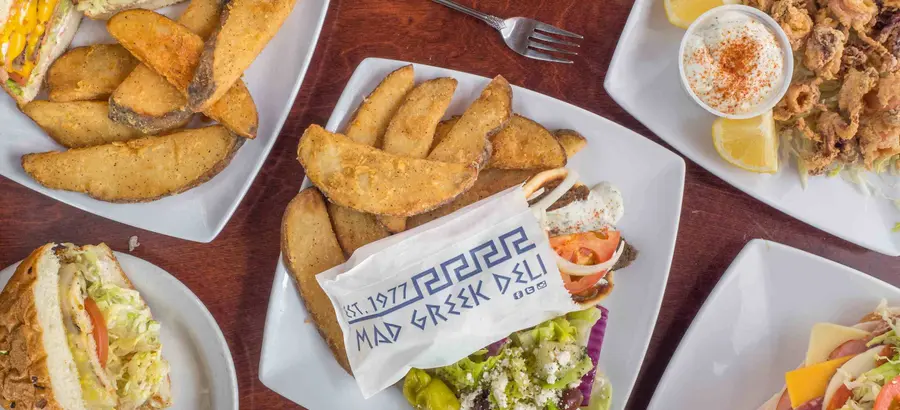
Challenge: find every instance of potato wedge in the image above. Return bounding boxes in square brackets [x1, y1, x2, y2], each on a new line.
[282, 188, 351, 374]
[487, 115, 567, 170]
[430, 115, 459, 152]
[107, 10, 259, 138]
[554, 129, 588, 158]
[298, 125, 478, 217]
[22, 125, 242, 202]
[327, 203, 390, 256]
[23, 101, 146, 148]
[344, 65, 415, 147]
[378, 77, 457, 233]
[187, 0, 298, 110]
[109, 65, 194, 134]
[428, 75, 512, 167]
[382, 77, 457, 158]
[47, 44, 139, 102]
[108, 0, 225, 135]
[408, 169, 536, 229]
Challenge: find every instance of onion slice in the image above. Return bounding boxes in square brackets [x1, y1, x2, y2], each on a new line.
[556, 240, 626, 276]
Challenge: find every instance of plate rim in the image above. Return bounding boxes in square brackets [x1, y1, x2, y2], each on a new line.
[260, 57, 687, 409]
[0, 0, 332, 243]
[603, 0, 900, 257]
[645, 238, 898, 409]
[0, 250, 239, 410]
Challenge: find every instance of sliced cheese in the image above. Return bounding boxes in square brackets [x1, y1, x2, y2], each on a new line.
[805, 323, 871, 366]
[785, 355, 853, 408]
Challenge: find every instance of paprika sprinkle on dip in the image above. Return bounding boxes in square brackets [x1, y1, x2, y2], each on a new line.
[681, 10, 784, 115]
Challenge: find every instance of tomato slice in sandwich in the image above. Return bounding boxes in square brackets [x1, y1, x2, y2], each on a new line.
[84, 297, 108, 367]
[874, 375, 900, 410]
[550, 229, 621, 265]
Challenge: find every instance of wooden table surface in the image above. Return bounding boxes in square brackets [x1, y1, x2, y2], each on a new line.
[1, 0, 898, 409]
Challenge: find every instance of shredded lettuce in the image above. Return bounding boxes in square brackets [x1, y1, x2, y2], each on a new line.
[68, 248, 168, 407]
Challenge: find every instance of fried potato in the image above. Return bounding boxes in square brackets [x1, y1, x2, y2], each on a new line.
[187, 0, 298, 110]
[108, 0, 225, 135]
[378, 77, 457, 233]
[430, 115, 459, 152]
[554, 129, 588, 158]
[487, 115, 567, 170]
[298, 125, 478, 217]
[22, 125, 242, 202]
[23, 101, 146, 148]
[428, 75, 512, 167]
[109, 65, 194, 134]
[345, 65, 415, 147]
[282, 188, 350, 373]
[383, 77, 457, 158]
[408, 169, 536, 229]
[107, 10, 259, 138]
[47, 44, 138, 102]
[327, 203, 390, 256]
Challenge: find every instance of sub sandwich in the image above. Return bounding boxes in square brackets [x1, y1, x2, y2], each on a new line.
[0, 0, 81, 104]
[0, 243, 171, 410]
[759, 301, 900, 410]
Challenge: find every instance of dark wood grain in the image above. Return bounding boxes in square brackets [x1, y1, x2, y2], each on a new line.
[0, 0, 897, 409]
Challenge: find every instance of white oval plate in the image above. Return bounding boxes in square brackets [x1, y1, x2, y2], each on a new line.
[606, 0, 900, 256]
[259, 58, 686, 410]
[0, 251, 238, 410]
[648, 239, 900, 409]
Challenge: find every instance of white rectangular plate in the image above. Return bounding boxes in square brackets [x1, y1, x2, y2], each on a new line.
[648, 239, 900, 410]
[259, 58, 686, 410]
[0, 0, 330, 242]
[605, 0, 900, 256]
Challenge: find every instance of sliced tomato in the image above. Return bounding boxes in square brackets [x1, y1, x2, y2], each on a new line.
[875, 375, 900, 410]
[550, 229, 621, 265]
[827, 385, 852, 410]
[84, 298, 108, 367]
[562, 270, 607, 294]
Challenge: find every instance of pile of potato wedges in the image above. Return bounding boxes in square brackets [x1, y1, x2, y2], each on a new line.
[282, 65, 589, 373]
[19, 0, 297, 202]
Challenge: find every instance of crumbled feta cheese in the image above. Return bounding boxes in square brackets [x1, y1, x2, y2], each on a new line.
[557, 350, 572, 367]
[459, 391, 478, 410]
[544, 362, 560, 384]
[513, 403, 537, 410]
[536, 388, 559, 406]
[568, 381, 581, 390]
[491, 371, 509, 408]
[466, 372, 473, 383]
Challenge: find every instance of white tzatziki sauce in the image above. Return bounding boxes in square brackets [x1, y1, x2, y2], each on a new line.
[544, 182, 624, 236]
[681, 10, 784, 115]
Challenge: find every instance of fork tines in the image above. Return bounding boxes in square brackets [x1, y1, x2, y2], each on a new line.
[527, 22, 582, 64]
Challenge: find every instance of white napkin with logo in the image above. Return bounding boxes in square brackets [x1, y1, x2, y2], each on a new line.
[318, 185, 580, 398]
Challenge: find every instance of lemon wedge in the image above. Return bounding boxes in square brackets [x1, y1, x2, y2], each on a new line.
[665, 0, 726, 29]
[712, 110, 779, 173]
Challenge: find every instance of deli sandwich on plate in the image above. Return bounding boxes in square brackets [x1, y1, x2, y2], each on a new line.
[0, 243, 171, 410]
[759, 301, 900, 410]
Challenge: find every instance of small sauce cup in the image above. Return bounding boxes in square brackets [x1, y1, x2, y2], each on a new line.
[678, 5, 793, 119]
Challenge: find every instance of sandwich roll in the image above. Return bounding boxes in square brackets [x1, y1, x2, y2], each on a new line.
[0, 0, 81, 104]
[0, 243, 172, 410]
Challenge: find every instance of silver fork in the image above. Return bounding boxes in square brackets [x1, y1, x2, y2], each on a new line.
[431, 0, 582, 64]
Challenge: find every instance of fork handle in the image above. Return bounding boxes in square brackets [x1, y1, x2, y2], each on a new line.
[431, 0, 504, 31]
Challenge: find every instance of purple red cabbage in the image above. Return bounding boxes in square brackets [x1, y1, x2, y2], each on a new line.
[577, 306, 608, 406]
[485, 337, 509, 357]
